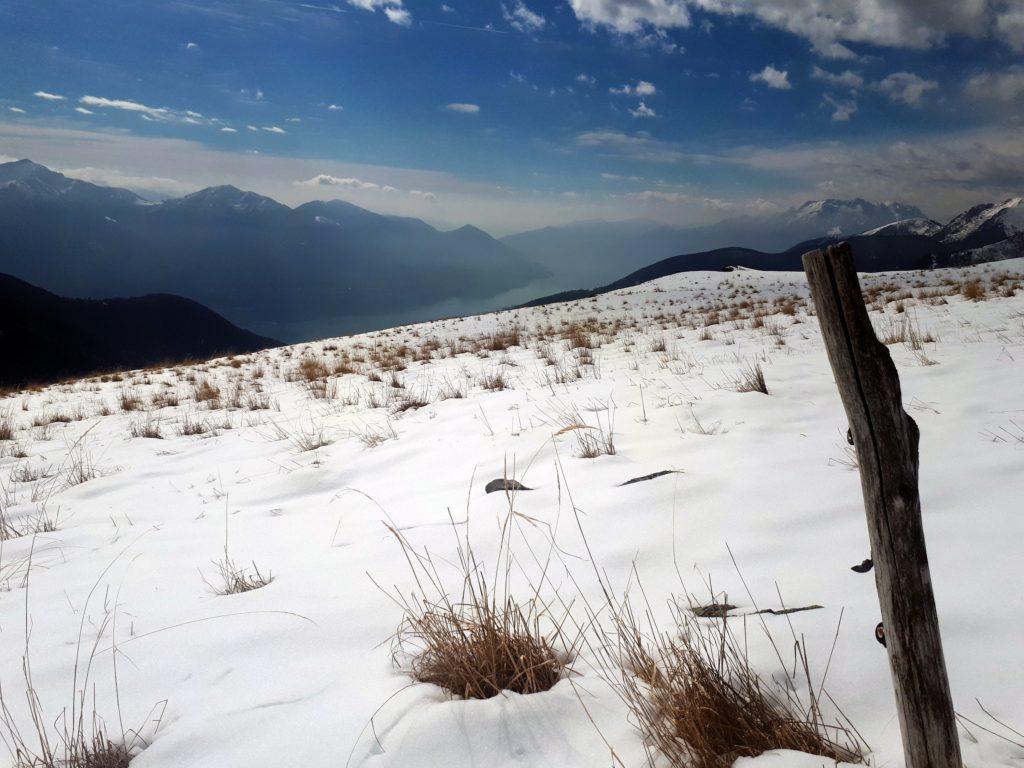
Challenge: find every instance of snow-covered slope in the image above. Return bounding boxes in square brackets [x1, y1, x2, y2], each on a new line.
[939, 197, 1024, 248]
[1, 260, 1023, 768]
[861, 217, 942, 237]
[786, 198, 927, 235]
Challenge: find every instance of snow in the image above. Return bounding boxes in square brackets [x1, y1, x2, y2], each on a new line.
[942, 198, 1024, 244]
[1, 260, 1023, 768]
[861, 218, 941, 237]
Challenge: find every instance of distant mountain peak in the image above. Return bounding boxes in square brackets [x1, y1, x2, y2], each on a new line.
[0, 158, 142, 204]
[791, 198, 925, 221]
[173, 185, 287, 214]
[940, 197, 1024, 246]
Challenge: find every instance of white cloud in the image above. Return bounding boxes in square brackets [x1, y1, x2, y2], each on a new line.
[286, 117, 302, 123]
[441, 4, 454, 12]
[568, 0, 690, 34]
[298, 174, 437, 201]
[59, 166, 196, 198]
[750, 65, 791, 90]
[810, 65, 863, 89]
[80, 95, 169, 120]
[630, 101, 658, 118]
[384, 6, 411, 25]
[600, 172, 643, 181]
[300, 174, 381, 190]
[445, 102, 480, 114]
[576, 73, 596, 85]
[186, 42, 199, 49]
[220, 126, 238, 133]
[569, 1, 1018, 59]
[262, 125, 286, 134]
[610, 80, 657, 97]
[575, 129, 686, 163]
[34, 90, 65, 101]
[502, 1, 546, 33]
[247, 125, 259, 131]
[74, 107, 93, 115]
[996, 5, 1024, 51]
[965, 66, 1024, 102]
[874, 71, 938, 106]
[348, 0, 411, 25]
[822, 93, 857, 121]
[327, 103, 344, 111]
[9, 107, 26, 114]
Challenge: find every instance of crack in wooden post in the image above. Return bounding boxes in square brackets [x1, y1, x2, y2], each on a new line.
[802, 242, 962, 768]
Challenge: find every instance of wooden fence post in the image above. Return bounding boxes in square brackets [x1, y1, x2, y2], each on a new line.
[802, 242, 962, 768]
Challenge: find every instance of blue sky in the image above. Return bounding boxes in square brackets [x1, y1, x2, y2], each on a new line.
[1, 0, 1023, 234]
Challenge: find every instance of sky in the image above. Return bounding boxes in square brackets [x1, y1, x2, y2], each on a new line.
[1, 0, 1023, 235]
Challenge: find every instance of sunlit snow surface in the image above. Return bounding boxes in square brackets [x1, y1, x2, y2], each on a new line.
[1, 260, 1022, 768]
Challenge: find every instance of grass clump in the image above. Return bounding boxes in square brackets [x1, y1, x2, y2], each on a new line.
[385, 517, 571, 700]
[611, 597, 864, 768]
[730, 362, 768, 394]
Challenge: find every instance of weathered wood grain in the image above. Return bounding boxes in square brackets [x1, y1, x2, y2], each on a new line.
[803, 242, 962, 768]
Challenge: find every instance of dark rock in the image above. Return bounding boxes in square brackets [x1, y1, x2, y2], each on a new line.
[619, 470, 681, 486]
[851, 558, 874, 573]
[484, 478, 533, 494]
[692, 603, 736, 618]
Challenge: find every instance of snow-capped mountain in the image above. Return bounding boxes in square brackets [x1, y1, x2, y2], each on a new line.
[938, 197, 1024, 250]
[0, 158, 143, 205]
[503, 198, 931, 286]
[163, 185, 291, 216]
[861, 218, 943, 237]
[785, 198, 928, 235]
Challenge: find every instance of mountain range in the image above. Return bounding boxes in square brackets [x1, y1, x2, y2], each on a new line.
[0, 160, 544, 342]
[0, 272, 276, 387]
[518, 201, 1024, 307]
[500, 199, 934, 286]
[2, 159, 1022, 343]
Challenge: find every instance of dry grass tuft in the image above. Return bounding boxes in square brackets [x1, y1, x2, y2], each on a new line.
[207, 556, 273, 595]
[128, 416, 163, 440]
[385, 518, 571, 700]
[730, 362, 768, 394]
[961, 279, 985, 301]
[0, 409, 15, 441]
[611, 597, 864, 768]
